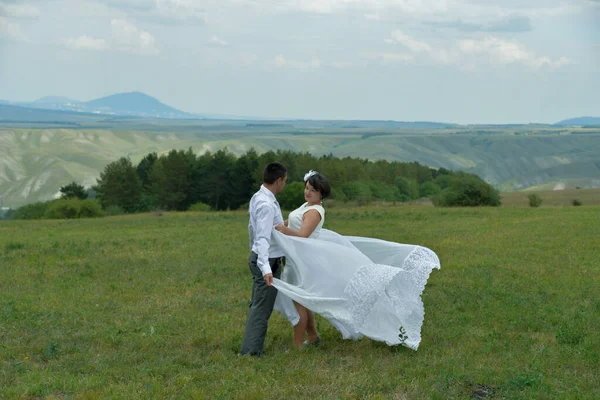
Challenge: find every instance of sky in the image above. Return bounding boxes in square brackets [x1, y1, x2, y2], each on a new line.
[0, 0, 599, 124]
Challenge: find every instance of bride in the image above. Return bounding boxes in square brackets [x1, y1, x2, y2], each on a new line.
[272, 170, 441, 350]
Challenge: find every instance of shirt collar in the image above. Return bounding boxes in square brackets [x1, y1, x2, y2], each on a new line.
[260, 184, 277, 201]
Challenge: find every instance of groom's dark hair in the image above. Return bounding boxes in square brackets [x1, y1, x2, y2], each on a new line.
[263, 162, 287, 184]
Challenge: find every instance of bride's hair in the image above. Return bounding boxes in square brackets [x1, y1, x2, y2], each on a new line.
[306, 172, 331, 199]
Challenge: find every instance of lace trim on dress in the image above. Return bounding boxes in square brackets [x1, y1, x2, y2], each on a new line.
[341, 246, 441, 349]
[342, 263, 401, 333]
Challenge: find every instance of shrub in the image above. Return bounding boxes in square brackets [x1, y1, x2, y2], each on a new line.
[329, 187, 347, 202]
[342, 181, 372, 203]
[572, 199, 582, 206]
[433, 173, 501, 207]
[369, 182, 403, 202]
[276, 181, 305, 210]
[394, 176, 419, 200]
[44, 199, 80, 219]
[433, 174, 451, 190]
[12, 201, 51, 220]
[46, 199, 104, 219]
[78, 200, 105, 218]
[528, 194, 543, 208]
[188, 202, 213, 212]
[419, 181, 442, 198]
[104, 205, 125, 216]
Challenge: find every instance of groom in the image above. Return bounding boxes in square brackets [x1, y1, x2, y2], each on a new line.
[240, 162, 287, 356]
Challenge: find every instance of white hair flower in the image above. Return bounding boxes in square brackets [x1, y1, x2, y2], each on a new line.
[304, 170, 318, 181]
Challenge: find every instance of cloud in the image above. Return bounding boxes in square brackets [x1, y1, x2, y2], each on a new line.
[361, 52, 414, 64]
[60, 19, 159, 55]
[0, 16, 29, 42]
[385, 30, 432, 53]
[459, 37, 571, 69]
[153, 0, 205, 24]
[273, 54, 321, 69]
[63, 35, 110, 51]
[277, 0, 354, 14]
[341, 1, 587, 27]
[273, 0, 452, 17]
[111, 19, 159, 56]
[94, 0, 595, 24]
[0, 2, 38, 42]
[384, 30, 571, 70]
[207, 35, 229, 47]
[330, 60, 357, 68]
[99, 0, 155, 13]
[98, 0, 205, 25]
[440, 14, 532, 33]
[0, 2, 40, 19]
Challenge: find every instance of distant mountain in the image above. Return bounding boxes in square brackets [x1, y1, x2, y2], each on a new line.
[2, 92, 197, 119]
[0, 104, 105, 124]
[84, 92, 194, 118]
[34, 96, 80, 104]
[555, 117, 600, 126]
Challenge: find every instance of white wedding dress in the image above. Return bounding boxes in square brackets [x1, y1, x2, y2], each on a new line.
[272, 203, 441, 350]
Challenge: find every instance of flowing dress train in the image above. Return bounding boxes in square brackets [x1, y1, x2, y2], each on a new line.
[272, 228, 440, 350]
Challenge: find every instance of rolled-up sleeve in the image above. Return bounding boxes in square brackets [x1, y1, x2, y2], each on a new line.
[254, 202, 275, 276]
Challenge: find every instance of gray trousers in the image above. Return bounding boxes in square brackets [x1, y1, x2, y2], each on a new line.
[240, 252, 283, 356]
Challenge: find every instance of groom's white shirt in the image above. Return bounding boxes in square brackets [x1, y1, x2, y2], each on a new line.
[248, 184, 284, 276]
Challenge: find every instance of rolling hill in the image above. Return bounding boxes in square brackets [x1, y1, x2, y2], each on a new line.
[1, 97, 599, 207]
[1, 123, 599, 208]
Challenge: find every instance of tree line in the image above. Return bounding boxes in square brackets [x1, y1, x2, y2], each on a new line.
[3, 148, 501, 220]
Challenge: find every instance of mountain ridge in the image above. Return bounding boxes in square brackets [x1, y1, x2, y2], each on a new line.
[1, 92, 196, 119]
[554, 116, 600, 126]
[83, 92, 194, 118]
[1, 92, 598, 125]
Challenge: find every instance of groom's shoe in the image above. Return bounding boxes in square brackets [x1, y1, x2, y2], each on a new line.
[303, 336, 321, 348]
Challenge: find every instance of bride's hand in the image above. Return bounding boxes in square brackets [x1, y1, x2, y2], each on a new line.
[275, 224, 285, 232]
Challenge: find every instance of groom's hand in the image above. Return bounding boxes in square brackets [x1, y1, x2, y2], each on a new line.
[264, 273, 274, 286]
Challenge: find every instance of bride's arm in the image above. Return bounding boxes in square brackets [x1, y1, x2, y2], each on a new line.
[275, 210, 321, 238]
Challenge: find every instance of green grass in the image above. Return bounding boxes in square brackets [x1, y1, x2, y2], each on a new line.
[500, 188, 600, 207]
[1, 206, 599, 399]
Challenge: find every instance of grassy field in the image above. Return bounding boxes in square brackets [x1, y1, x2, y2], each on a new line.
[1, 206, 599, 399]
[500, 188, 600, 208]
